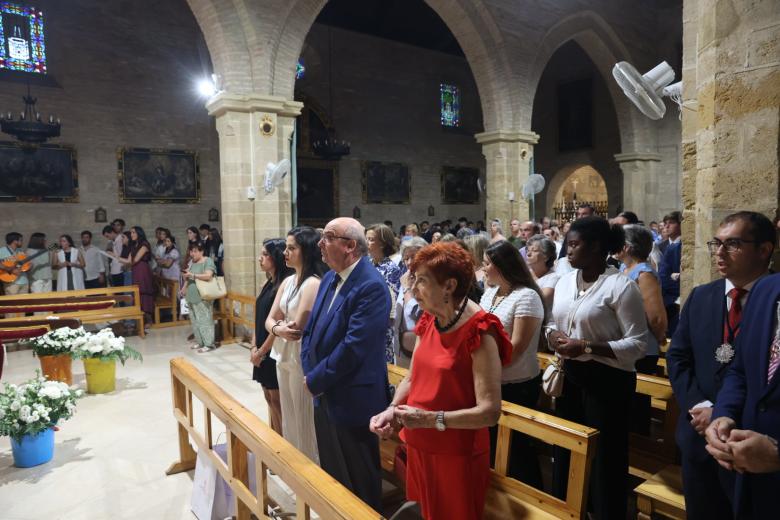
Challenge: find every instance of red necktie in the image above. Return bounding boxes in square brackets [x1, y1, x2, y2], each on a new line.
[724, 287, 747, 343]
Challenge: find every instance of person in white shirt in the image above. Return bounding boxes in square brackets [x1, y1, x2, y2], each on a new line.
[101, 225, 125, 287]
[546, 216, 647, 520]
[480, 240, 545, 488]
[525, 234, 560, 312]
[80, 230, 105, 289]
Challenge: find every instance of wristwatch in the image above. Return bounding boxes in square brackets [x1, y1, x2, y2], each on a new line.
[435, 411, 446, 432]
[582, 340, 593, 355]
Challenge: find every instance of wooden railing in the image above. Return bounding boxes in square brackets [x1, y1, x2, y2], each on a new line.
[167, 357, 381, 519]
[0, 287, 144, 337]
[386, 364, 599, 519]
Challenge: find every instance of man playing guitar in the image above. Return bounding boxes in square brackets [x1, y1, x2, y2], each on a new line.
[0, 232, 29, 296]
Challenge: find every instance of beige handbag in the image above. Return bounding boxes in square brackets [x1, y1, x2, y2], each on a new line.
[542, 355, 564, 397]
[195, 276, 227, 300]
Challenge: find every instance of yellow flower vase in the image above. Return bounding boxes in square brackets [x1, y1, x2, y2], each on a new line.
[83, 358, 116, 394]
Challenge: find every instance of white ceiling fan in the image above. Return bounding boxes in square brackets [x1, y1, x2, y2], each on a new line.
[612, 61, 685, 120]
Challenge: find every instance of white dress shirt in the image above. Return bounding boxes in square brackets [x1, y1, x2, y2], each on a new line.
[80, 245, 105, 281]
[547, 268, 647, 372]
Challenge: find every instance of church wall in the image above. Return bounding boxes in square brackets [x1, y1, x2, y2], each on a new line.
[295, 24, 486, 229]
[0, 0, 220, 250]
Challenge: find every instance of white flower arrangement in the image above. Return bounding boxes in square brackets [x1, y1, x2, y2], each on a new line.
[71, 328, 142, 365]
[26, 326, 89, 358]
[0, 373, 82, 443]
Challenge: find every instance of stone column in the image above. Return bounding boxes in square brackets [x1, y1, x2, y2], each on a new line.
[680, 0, 780, 298]
[475, 130, 540, 228]
[614, 152, 662, 222]
[206, 93, 303, 296]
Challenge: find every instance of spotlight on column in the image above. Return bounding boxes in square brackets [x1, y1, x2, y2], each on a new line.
[197, 78, 217, 98]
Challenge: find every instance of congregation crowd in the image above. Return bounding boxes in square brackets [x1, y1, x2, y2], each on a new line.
[3, 205, 779, 520]
[0, 220, 225, 351]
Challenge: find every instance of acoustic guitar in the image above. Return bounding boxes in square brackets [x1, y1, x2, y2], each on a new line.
[0, 244, 58, 283]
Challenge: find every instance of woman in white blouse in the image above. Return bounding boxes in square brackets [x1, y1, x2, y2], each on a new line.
[480, 240, 545, 488]
[525, 234, 560, 312]
[546, 216, 647, 520]
[394, 237, 427, 368]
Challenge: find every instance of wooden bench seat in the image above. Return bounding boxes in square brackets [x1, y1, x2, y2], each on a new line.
[0, 287, 145, 338]
[635, 465, 686, 519]
[386, 363, 599, 519]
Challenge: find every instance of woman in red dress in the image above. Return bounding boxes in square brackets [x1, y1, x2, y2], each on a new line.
[370, 242, 512, 520]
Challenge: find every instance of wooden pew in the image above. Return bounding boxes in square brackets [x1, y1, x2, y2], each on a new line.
[634, 465, 686, 520]
[0, 287, 146, 337]
[215, 292, 256, 344]
[385, 364, 599, 519]
[167, 357, 382, 519]
[0, 317, 82, 380]
[536, 352, 679, 480]
[152, 276, 187, 328]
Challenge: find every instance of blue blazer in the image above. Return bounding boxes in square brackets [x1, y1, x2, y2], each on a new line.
[667, 278, 728, 461]
[659, 240, 681, 307]
[301, 256, 391, 427]
[713, 274, 780, 518]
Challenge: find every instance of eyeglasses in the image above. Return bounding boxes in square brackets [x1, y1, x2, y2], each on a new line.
[321, 232, 352, 243]
[706, 238, 761, 254]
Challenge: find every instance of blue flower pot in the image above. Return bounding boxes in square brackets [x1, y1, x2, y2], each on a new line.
[10, 428, 55, 468]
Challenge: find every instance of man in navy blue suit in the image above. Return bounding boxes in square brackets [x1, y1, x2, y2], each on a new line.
[659, 211, 682, 336]
[301, 217, 391, 510]
[706, 273, 780, 519]
[667, 211, 774, 519]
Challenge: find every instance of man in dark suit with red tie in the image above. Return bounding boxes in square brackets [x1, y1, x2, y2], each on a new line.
[667, 211, 775, 519]
[706, 273, 780, 519]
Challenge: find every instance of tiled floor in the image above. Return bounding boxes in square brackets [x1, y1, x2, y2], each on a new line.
[0, 326, 273, 520]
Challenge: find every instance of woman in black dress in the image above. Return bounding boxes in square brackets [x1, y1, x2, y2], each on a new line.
[251, 238, 293, 435]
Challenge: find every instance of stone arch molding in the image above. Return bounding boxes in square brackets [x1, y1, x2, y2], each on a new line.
[185, 0, 516, 132]
[527, 10, 654, 153]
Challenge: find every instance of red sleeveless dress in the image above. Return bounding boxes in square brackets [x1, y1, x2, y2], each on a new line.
[402, 310, 512, 520]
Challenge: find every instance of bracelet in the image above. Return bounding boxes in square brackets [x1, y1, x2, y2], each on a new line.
[271, 324, 279, 337]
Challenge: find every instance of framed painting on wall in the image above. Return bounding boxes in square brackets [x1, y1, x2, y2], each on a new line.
[0, 141, 78, 202]
[117, 147, 200, 203]
[361, 161, 411, 204]
[441, 166, 480, 204]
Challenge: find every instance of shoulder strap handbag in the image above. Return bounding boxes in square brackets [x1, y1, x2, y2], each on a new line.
[195, 275, 227, 301]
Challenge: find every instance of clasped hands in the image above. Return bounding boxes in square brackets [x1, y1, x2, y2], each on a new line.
[369, 405, 435, 439]
[704, 417, 780, 474]
[273, 320, 302, 341]
[547, 330, 587, 359]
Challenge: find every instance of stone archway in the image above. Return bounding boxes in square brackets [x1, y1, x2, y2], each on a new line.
[527, 10, 652, 153]
[547, 164, 609, 214]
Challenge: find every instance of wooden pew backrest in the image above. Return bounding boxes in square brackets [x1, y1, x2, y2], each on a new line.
[168, 357, 381, 520]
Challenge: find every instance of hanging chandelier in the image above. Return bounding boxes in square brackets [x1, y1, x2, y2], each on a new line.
[312, 129, 350, 160]
[0, 84, 60, 147]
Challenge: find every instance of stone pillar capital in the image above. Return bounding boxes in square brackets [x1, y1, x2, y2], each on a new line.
[613, 151, 662, 163]
[475, 129, 540, 146]
[206, 92, 304, 118]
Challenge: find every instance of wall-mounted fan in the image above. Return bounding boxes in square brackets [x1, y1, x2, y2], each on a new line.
[612, 61, 683, 120]
[522, 173, 546, 220]
[264, 159, 291, 194]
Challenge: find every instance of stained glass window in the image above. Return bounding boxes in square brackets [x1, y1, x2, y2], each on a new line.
[440, 83, 460, 127]
[296, 59, 305, 80]
[0, 2, 47, 73]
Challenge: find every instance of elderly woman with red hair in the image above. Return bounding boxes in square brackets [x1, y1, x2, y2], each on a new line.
[370, 242, 512, 520]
